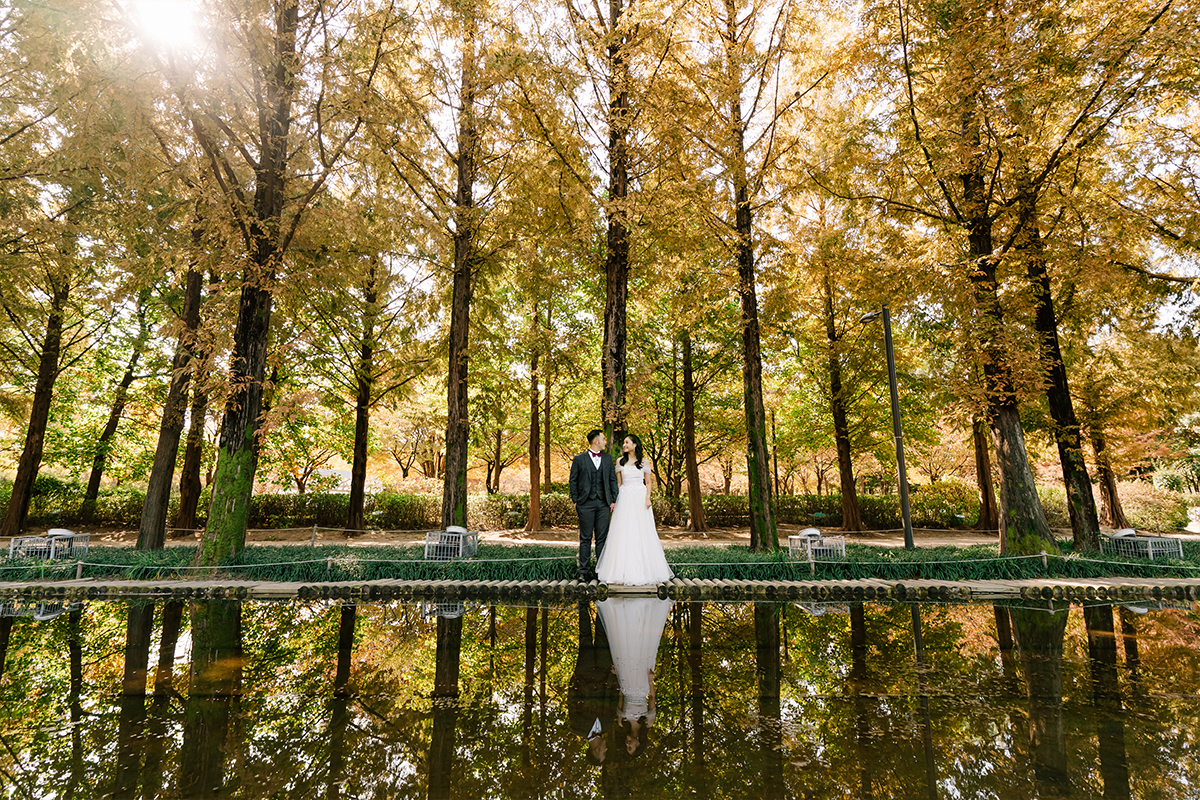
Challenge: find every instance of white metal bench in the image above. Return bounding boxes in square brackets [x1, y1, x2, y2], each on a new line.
[7, 529, 90, 561]
[1101, 529, 1183, 561]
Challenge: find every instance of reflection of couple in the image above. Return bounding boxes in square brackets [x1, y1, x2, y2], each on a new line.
[568, 598, 673, 765]
[569, 429, 674, 585]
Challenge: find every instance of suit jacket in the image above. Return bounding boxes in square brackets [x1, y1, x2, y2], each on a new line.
[569, 450, 619, 505]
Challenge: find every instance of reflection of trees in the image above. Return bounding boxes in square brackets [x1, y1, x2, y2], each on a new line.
[180, 599, 243, 798]
[6, 600, 1200, 797]
[910, 605, 938, 800]
[0, 616, 12, 676]
[850, 603, 874, 799]
[428, 613, 463, 800]
[755, 603, 785, 800]
[1010, 605, 1070, 798]
[111, 600, 155, 798]
[326, 604, 356, 800]
[1085, 605, 1130, 800]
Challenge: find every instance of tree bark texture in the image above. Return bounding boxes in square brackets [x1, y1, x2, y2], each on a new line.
[0, 275, 69, 539]
[823, 271, 863, 532]
[1019, 188, 1100, 550]
[682, 332, 707, 532]
[958, 106, 1053, 554]
[1090, 428, 1129, 528]
[441, 2, 479, 530]
[527, 306, 541, 531]
[724, 0, 775, 550]
[973, 416, 1000, 531]
[175, 370, 210, 535]
[601, 0, 630, 448]
[347, 262, 379, 535]
[82, 300, 150, 520]
[140, 265, 205, 550]
[200, 4, 299, 565]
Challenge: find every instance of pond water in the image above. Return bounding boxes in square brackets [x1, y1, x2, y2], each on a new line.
[1, 597, 1198, 799]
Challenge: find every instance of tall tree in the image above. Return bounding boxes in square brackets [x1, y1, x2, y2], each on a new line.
[131, 0, 396, 563]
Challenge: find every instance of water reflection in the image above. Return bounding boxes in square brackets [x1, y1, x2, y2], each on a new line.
[568, 601, 618, 765]
[181, 598, 243, 798]
[1010, 604, 1070, 797]
[0, 597, 1197, 798]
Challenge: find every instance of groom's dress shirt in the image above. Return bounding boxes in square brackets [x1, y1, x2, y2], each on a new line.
[589, 450, 601, 468]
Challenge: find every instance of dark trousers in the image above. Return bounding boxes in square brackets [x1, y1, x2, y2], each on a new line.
[576, 497, 609, 576]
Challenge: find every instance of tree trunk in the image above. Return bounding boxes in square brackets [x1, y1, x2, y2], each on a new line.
[441, 2, 479, 530]
[1090, 428, 1129, 528]
[82, 300, 150, 521]
[527, 307, 541, 531]
[491, 429, 503, 494]
[543, 304, 553, 493]
[727, 0, 775, 551]
[601, 0, 630, 449]
[682, 332, 707, 532]
[346, 263, 379, 536]
[1020, 187, 1100, 550]
[823, 271, 863, 532]
[973, 416, 1000, 531]
[200, 5, 298, 566]
[141, 266, 205, 550]
[0, 276, 69, 539]
[958, 102, 1052, 554]
[175, 375, 209, 536]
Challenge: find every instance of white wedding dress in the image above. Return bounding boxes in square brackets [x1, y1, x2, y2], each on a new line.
[596, 597, 673, 722]
[596, 460, 674, 586]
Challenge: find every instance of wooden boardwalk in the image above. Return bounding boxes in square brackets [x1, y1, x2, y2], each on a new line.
[2, 576, 1199, 603]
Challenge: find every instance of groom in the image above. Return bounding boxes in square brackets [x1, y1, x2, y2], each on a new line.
[569, 428, 619, 582]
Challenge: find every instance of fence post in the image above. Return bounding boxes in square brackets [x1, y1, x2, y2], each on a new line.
[76, 560, 83, 580]
[327, 557, 333, 578]
[311, 525, 318, 547]
[1040, 550, 1048, 570]
[808, 543, 815, 578]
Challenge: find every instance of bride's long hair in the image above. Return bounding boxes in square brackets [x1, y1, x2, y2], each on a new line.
[619, 433, 644, 470]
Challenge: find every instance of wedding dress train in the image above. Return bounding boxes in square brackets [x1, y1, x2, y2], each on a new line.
[595, 461, 674, 586]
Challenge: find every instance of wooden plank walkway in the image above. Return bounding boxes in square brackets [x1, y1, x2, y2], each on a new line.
[2, 576, 1198, 603]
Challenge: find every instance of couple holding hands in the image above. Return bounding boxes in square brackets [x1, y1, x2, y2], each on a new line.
[568, 428, 674, 586]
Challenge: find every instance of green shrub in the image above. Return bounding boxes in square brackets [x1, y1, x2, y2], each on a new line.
[909, 481, 981, 528]
[1037, 485, 1070, 528]
[1116, 482, 1191, 531]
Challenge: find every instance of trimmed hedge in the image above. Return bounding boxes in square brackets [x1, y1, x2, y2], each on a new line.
[4, 539, 1200, 584]
[0, 476, 1189, 533]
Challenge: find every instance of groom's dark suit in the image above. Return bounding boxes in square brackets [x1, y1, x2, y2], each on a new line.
[569, 448, 619, 579]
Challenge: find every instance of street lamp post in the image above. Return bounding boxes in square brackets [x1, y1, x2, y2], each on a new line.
[861, 306, 914, 550]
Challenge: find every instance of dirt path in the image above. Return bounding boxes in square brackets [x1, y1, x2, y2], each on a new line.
[16, 522, 1005, 549]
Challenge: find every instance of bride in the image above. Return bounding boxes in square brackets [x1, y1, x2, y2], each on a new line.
[596, 433, 674, 586]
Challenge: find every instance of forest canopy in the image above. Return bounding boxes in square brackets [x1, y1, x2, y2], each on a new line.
[0, 0, 1196, 555]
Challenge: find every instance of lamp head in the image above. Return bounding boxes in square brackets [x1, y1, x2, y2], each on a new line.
[859, 310, 882, 324]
